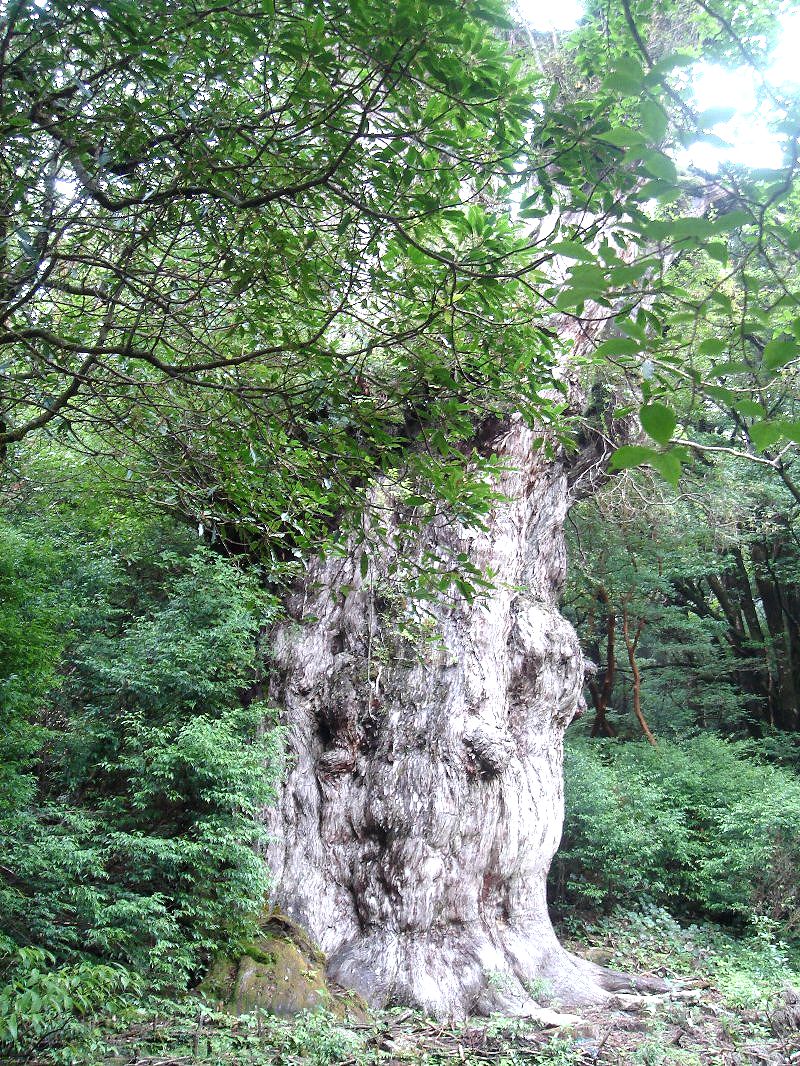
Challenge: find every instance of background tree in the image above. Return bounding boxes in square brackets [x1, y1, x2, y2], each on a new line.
[566, 163, 800, 740]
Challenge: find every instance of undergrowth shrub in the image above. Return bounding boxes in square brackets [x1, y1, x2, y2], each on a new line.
[552, 736, 800, 929]
[0, 946, 138, 1063]
[570, 906, 799, 1012]
[0, 513, 284, 993]
[0, 524, 64, 821]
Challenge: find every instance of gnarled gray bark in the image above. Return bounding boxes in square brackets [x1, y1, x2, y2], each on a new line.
[263, 413, 644, 1019]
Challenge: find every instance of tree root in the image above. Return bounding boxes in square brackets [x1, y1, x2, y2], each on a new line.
[577, 952, 670, 996]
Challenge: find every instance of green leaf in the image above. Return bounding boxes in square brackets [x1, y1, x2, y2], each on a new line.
[709, 290, 734, 314]
[698, 338, 727, 356]
[609, 56, 645, 85]
[648, 52, 696, 79]
[602, 71, 643, 96]
[703, 384, 736, 405]
[639, 99, 668, 142]
[609, 444, 657, 471]
[733, 399, 766, 418]
[594, 337, 643, 356]
[360, 553, 369, 578]
[638, 148, 678, 183]
[699, 106, 736, 128]
[649, 449, 682, 487]
[763, 338, 798, 371]
[569, 264, 606, 289]
[640, 401, 677, 444]
[713, 210, 752, 232]
[550, 241, 596, 263]
[749, 421, 783, 452]
[780, 419, 800, 445]
[599, 126, 646, 149]
[711, 360, 750, 377]
[473, 3, 514, 29]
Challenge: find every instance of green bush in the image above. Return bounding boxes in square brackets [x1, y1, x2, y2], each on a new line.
[552, 736, 800, 929]
[0, 514, 284, 991]
[0, 524, 64, 817]
[570, 907, 799, 1013]
[0, 946, 137, 1062]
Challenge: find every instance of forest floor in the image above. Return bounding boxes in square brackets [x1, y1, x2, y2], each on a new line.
[45, 910, 800, 1065]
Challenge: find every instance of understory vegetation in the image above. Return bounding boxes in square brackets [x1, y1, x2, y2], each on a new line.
[3, 474, 800, 1062]
[3, 910, 799, 1063]
[0, 499, 285, 1055]
[555, 736, 800, 929]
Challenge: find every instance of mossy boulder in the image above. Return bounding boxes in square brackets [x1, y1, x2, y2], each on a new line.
[199, 911, 361, 1017]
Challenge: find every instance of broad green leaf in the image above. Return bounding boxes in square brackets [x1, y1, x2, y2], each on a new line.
[603, 71, 643, 95]
[649, 449, 682, 487]
[612, 55, 645, 82]
[698, 338, 727, 356]
[599, 126, 646, 149]
[647, 52, 696, 79]
[749, 421, 784, 452]
[615, 316, 648, 343]
[594, 337, 643, 356]
[780, 419, 800, 444]
[569, 264, 607, 289]
[704, 384, 736, 405]
[711, 360, 751, 377]
[640, 401, 677, 445]
[709, 291, 734, 314]
[550, 241, 596, 263]
[609, 444, 658, 471]
[763, 338, 798, 370]
[734, 399, 766, 418]
[699, 106, 736, 127]
[639, 99, 668, 143]
[712, 210, 752, 232]
[638, 149, 678, 183]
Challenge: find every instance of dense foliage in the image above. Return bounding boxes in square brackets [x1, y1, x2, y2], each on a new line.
[4, 0, 798, 559]
[564, 462, 800, 739]
[1, 0, 566, 559]
[553, 736, 800, 928]
[0, 507, 282, 1004]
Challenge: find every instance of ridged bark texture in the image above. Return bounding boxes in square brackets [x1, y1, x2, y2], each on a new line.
[264, 413, 633, 1019]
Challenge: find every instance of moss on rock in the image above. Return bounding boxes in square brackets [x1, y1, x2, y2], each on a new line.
[199, 912, 363, 1018]
[233, 932, 328, 1015]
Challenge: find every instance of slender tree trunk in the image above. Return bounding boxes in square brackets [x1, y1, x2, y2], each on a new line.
[589, 587, 617, 738]
[621, 602, 656, 747]
[703, 569, 773, 732]
[263, 416, 662, 1019]
[752, 538, 800, 732]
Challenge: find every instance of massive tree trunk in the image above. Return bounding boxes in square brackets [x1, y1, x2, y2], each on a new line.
[262, 411, 647, 1019]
